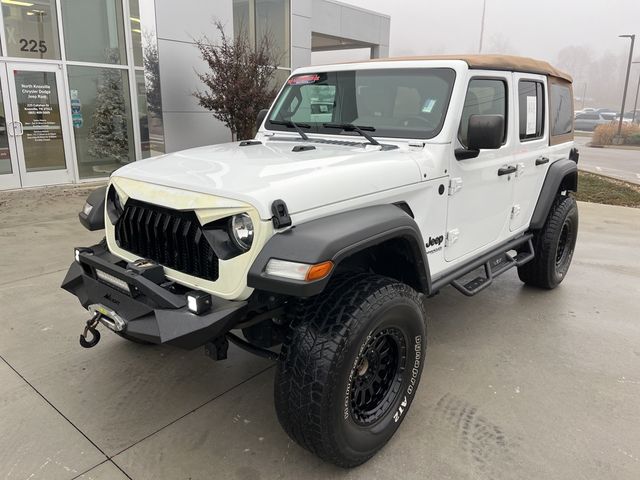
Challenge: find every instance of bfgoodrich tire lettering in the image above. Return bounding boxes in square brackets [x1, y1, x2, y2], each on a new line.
[274, 274, 427, 467]
[518, 195, 578, 289]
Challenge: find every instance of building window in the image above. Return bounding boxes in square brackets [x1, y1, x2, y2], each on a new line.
[0, 83, 11, 174]
[136, 69, 164, 158]
[67, 66, 134, 179]
[255, 0, 290, 68]
[61, 0, 127, 64]
[233, 0, 251, 40]
[2, 0, 61, 60]
[129, 0, 164, 158]
[233, 0, 290, 70]
[518, 80, 544, 141]
[129, 0, 143, 67]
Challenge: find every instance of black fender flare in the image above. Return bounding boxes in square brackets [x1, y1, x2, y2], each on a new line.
[247, 204, 431, 297]
[529, 159, 577, 230]
[79, 186, 106, 231]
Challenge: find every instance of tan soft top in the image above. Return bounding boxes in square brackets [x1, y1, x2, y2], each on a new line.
[362, 54, 572, 83]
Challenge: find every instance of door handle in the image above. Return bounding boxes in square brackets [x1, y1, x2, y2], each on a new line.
[498, 165, 517, 176]
[8, 121, 23, 136]
[535, 156, 549, 166]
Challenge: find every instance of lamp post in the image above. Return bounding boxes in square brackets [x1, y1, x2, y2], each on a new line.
[478, 0, 486, 54]
[631, 61, 640, 123]
[615, 34, 635, 143]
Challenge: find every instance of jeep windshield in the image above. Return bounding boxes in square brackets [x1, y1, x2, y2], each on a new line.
[266, 68, 456, 140]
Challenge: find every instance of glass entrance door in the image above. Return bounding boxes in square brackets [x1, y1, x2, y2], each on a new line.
[0, 68, 20, 190]
[0, 63, 74, 189]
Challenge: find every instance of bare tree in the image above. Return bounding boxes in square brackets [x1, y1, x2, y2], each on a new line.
[193, 21, 281, 141]
[483, 33, 519, 55]
[556, 45, 626, 108]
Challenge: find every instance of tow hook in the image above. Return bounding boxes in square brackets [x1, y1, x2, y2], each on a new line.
[79, 314, 101, 348]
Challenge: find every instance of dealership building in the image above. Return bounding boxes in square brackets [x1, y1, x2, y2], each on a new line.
[0, 0, 389, 190]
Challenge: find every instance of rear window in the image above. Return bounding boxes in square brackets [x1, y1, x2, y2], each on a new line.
[550, 82, 573, 136]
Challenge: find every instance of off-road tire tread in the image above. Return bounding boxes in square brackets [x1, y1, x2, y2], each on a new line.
[518, 195, 577, 288]
[274, 273, 425, 467]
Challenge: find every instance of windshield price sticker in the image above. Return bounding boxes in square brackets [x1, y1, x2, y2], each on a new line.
[288, 74, 320, 85]
[422, 98, 437, 113]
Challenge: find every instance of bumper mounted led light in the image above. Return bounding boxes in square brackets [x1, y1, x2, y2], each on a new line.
[95, 268, 131, 294]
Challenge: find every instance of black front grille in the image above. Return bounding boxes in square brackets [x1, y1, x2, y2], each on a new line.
[114, 199, 219, 281]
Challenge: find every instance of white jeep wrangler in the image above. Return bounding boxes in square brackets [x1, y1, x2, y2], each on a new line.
[63, 55, 579, 467]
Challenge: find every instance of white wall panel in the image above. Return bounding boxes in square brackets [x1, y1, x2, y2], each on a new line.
[163, 112, 231, 152]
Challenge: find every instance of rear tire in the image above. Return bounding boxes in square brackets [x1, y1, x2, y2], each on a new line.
[518, 195, 578, 289]
[274, 274, 427, 467]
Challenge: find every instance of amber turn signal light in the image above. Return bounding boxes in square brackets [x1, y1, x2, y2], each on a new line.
[305, 261, 334, 282]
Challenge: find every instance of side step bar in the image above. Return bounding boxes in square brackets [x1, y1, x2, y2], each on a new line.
[431, 234, 535, 297]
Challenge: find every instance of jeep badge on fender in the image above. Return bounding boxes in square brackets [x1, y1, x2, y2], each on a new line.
[62, 55, 578, 468]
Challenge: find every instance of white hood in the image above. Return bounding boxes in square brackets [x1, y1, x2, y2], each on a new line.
[112, 140, 423, 219]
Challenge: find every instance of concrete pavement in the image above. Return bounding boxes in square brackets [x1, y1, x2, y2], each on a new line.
[575, 135, 640, 184]
[1, 187, 639, 480]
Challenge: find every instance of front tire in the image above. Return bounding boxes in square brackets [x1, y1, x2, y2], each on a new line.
[518, 195, 578, 289]
[274, 274, 427, 467]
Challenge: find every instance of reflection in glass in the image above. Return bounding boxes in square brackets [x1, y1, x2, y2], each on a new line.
[61, 0, 126, 64]
[232, 0, 251, 40]
[270, 68, 290, 91]
[255, 0, 290, 67]
[134, 0, 165, 157]
[2, 0, 61, 60]
[136, 71, 164, 158]
[0, 83, 10, 175]
[67, 66, 134, 179]
[14, 70, 66, 172]
[129, 0, 143, 66]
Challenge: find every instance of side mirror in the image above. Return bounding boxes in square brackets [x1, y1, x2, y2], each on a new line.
[256, 109, 268, 131]
[456, 114, 504, 160]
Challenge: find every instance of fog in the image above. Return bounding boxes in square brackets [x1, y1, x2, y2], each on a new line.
[315, 0, 640, 110]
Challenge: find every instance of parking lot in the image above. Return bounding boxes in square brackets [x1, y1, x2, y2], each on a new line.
[575, 135, 640, 185]
[1, 185, 639, 480]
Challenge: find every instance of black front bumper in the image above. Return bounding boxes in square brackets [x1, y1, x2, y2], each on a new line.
[61, 243, 247, 349]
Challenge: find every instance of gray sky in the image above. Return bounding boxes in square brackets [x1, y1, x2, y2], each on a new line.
[339, 0, 640, 61]
[312, 0, 640, 108]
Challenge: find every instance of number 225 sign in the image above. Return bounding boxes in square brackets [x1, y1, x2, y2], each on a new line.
[19, 39, 48, 54]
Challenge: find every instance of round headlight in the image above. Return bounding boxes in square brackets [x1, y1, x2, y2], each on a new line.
[230, 214, 254, 251]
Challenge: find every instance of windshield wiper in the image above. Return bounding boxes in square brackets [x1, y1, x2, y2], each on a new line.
[269, 119, 310, 140]
[322, 123, 380, 146]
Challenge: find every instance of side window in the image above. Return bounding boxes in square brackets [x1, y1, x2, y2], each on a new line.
[459, 78, 507, 147]
[518, 81, 544, 141]
[550, 82, 573, 136]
